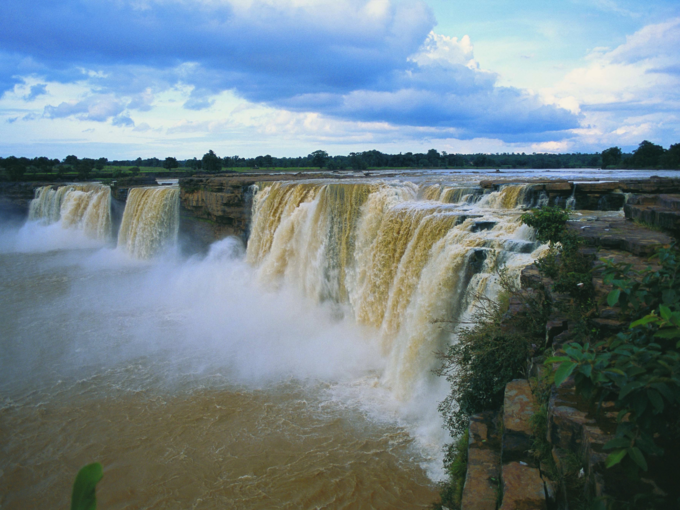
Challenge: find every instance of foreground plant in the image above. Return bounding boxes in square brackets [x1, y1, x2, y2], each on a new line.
[71, 463, 103, 510]
[548, 246, 680, 488]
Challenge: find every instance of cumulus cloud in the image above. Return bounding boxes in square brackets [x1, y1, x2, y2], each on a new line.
[44, 96, 125, 122]
[545, 17, 680, 147]
[0, 0, 579, 140]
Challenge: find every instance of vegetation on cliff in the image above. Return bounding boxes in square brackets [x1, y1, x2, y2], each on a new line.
[434, 204, 680, 509]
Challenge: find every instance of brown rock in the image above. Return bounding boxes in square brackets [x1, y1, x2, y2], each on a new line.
[503, 379, 536, 464]
[500, 462, 546, 510]
[462, 411, 502, 510]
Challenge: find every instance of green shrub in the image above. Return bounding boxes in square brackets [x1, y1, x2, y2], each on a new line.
[436, 291, 533, 435]
[548, 245, 680, 503]
[520, 206, 570, 244]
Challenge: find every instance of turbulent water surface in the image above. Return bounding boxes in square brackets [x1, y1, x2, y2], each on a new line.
[0, 176, 552, 509]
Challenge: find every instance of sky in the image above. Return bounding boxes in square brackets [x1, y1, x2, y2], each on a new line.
[0, 0, 679, 160]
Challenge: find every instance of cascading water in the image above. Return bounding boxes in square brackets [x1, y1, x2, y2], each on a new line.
[246, 179, 545, 399]
[28, 184, 112, 241]
[117, 186, 180, 259]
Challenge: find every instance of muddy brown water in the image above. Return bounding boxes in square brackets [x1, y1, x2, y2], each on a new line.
[0, 247, 438, 509]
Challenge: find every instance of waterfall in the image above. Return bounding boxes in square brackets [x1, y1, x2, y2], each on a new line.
[117, 187, 180, 259]
[28, 184, 112, 241]
[246, 180, 544, 398]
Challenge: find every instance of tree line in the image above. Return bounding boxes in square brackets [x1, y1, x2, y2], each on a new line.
[1, 140, 678, 181]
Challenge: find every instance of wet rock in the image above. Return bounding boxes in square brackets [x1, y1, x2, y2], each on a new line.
[499, 462, 547, 510]
[503, 379, 536, 465]
[470, 220, 497, 232]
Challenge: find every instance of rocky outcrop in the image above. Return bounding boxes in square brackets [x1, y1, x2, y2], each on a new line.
[568, 215, 673, 256]
[0, 182, 51, 220]
[624, 194, 680, 237]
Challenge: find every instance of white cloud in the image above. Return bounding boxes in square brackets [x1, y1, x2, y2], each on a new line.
[544, 17, 680, 148]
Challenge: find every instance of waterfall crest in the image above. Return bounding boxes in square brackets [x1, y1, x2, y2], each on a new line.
[29, 184, 112, 241]
[246, 180, 544, 398]
[117, 187, 180, 259]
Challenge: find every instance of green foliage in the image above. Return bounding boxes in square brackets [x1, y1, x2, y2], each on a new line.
[202, 150, 222, 172]
[163, 156, 179, 170]
[521, 207, 593, 306]
[432, 429, 469, 510]
[629, 140, 665, 169]
[520, 206, 570, 244]
[601, 147, 622, 169]
[436, 288, 537, 435]
[547, 245, 680, 489]
[71, 463, 103, 510]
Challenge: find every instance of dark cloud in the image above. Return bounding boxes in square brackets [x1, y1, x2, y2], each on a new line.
[1, 0, 580, 139]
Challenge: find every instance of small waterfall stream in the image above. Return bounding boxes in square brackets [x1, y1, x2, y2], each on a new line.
[29, 184, 112, 241]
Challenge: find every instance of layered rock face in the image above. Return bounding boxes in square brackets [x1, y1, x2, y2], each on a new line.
[624, 194, 680, 237]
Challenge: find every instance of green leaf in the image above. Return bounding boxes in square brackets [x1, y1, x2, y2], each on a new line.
[603, 437, 631, 450]
[627, 447, 648, 471]
[554, 361, 577, 387]
[619, 381, 646, 400]
[647, 389, 664, 413]
[607, 289, 621, 307]
[71, 463, 103, 510]
[654, 329, 680, 339]
[650, 383, 674, 402]
[630, 315, 657, 328]
[605, 449, 627, 468]
[659, 305, 672, 320]
[579, 363, 593, 378]
[545, 356, 570, 364]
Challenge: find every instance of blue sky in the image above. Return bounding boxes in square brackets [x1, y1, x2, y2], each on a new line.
[1, 0, 679, 159]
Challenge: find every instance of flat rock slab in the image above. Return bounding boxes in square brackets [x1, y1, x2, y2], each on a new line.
[462, 411, 501, 510]
[500, 462, 547, 510]
[503, 379, 536, 463]
[568, 216, 672, 256]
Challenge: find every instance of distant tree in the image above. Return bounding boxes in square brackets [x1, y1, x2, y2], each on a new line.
[77, 159, 95, 180]
[262, 154, 274, 168]
[349, 152, 367, 170]
[163, 157, 179, 170]
[310, 150, 329, 169]
[630, 140, 665, 168]
[601, 147, 622, 169]
[64, 155, 79, 166]
[427, 149, 441, 167]
[202, 150, 222, 172]
[473, 155, 489, 167]
[95, 157, 108, 170]
[129, 166, 140, 177]
[4, 156, 26, 181]
[187, 157, 201, 170]
[661, 143, 680, 170]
